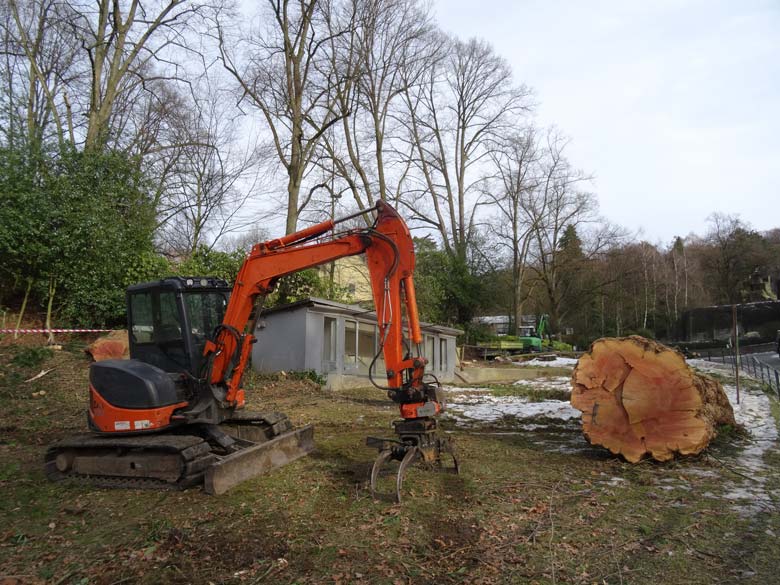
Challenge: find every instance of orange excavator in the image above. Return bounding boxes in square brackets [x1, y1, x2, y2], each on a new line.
[46, 202, 457, 500]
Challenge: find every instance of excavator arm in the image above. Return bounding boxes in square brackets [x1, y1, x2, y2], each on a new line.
[202, 201, 437, 421]
[200, 201, 456, 501]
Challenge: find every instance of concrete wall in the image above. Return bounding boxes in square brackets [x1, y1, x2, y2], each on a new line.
[252, 310, 308, 372]
[453, 366, 570, 385]
[325, 369, 457, 391]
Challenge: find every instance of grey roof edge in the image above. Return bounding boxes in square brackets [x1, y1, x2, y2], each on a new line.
[261, 296, 463, 336]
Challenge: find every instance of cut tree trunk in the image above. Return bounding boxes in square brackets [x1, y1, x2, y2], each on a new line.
[571, 336, 735, 463]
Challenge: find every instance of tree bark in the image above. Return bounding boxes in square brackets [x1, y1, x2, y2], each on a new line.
[45, 276, 56, 345]
[14, 278, 33, 340]
[571, 336, 735, 463]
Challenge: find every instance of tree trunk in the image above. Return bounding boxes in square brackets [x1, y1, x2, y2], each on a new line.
[14, 278, 33, 339]
[571, 336, 735, 463]
[45, 276, 56, 345]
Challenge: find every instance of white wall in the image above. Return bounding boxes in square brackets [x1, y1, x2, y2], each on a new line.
[251, 310, 308, 372]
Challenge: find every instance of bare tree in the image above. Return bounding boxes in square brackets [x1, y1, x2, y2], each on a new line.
[669, 235, 688, 322]
[485, 127, 541, 333]
[401, 36, 532, 259]
[3, 0, 81, 148]
[317, 0, 434, 217]
[3, 0, 213, 156]
[701, 213, 771, 304]
[524, 130, 608, 331]
[62, 0, 206, 150]
[159, 81, 259, 257]
[216, 0, 352, 234]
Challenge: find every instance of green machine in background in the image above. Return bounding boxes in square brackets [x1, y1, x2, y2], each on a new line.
[517, 314, 549, 352]
[477, 314, 550, 356]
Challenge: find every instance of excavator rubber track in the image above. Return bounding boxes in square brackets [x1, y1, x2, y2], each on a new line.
[45, 412, 314, 493]
[45, 433, 216, 490]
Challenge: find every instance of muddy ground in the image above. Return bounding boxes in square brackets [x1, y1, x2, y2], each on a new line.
[1, 337, 779, 584]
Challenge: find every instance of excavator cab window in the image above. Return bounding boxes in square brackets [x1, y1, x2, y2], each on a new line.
[184, 291, 229, 373]
[127, 277, 232, 377]
[128, 289, 190, 373]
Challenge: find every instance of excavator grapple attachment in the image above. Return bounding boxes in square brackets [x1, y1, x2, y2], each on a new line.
[367, 419, 459, 503]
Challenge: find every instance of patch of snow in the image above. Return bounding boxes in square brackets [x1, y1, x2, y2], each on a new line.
[723, 384, 777, 473]
[443, 374, 580, 429]
[512, 376, 571, 389]
[686, 358, 734, 375]
[684, 469, 718, 478]
[719, 383, 779, 515]
[513, 357, 579, 368]
[444, 393, 580, 425]
[445, 386, 492, 393]
[603, 477, 626, 487]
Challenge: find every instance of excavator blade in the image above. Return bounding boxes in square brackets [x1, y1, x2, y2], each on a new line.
[204, 424, 315, 495]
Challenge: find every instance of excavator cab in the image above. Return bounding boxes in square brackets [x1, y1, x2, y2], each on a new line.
[127, 277, 231, 376]
[85, 277, 232, 435]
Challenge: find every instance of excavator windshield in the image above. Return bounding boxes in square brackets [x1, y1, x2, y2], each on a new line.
[184, 290, 229, 371]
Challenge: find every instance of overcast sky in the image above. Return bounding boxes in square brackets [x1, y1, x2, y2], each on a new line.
[434, 0, 779, 243]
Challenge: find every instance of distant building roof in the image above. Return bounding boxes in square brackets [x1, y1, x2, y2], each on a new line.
[474, 315, 509, 325]
[261, 297, 463, 336]
[474, 315, 537, 325]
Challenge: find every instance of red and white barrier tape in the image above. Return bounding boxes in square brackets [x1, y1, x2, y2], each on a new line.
[0, 328, 114, 334]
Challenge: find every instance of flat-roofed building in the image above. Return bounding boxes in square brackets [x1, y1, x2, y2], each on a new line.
[252, 297, 462, 389]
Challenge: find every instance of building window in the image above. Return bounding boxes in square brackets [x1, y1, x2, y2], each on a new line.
[323, 316, 337, 371]
[345, 319, 357, 364]
[425, 335, 436, 370]
[358, 322, 376, 369]
[440, 338, 448, 371]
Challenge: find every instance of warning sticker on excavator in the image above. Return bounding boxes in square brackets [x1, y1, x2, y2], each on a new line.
[114, 421, 130, 431]
[134, 420, 151, 430]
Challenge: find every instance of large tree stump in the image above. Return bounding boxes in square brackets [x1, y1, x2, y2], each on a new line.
[571, 336, 735, 463]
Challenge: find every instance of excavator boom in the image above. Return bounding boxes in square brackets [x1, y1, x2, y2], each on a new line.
[204, 201, 427, 410]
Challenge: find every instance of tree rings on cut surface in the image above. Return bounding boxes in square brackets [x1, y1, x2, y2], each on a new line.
[571, 336, 735, 463]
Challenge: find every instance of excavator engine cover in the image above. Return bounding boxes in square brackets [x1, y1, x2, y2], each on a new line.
[90, 360, 179, 410]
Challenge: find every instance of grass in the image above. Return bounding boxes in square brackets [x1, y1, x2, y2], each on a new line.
[10, 346, 54, 369]
[0, 342, 779, 584]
